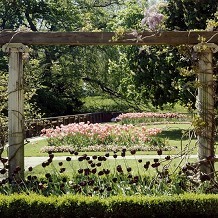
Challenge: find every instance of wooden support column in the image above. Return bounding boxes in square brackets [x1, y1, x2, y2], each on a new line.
[193, 43, 218, 178]
[2, 43, 28, 180]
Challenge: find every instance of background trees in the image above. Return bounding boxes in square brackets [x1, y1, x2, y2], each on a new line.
[0, 0, 217, 118]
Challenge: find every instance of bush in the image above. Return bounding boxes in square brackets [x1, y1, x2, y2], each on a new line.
[0, 193, 218, 218]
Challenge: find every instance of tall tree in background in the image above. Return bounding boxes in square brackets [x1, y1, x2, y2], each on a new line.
[0, 0, 217, 117]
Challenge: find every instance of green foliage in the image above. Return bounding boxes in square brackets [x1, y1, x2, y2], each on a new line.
[0, 193, 218, 217]
[81, 96, 131, 113]
[164, 0, 218, 31]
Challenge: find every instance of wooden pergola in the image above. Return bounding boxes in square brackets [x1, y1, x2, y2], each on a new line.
[1, 30, 218, 179]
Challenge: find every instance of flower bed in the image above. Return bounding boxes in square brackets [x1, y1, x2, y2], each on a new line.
[41, 122, 166, 152]
[115, 112, 190, 124]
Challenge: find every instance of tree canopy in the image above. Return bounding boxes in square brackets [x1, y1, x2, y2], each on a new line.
[0, 0, 217, 118]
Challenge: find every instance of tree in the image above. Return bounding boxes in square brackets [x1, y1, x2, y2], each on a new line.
[105, 0, 218, 109]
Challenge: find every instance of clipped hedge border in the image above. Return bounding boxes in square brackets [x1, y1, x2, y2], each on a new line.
[0, 193, 218, 218]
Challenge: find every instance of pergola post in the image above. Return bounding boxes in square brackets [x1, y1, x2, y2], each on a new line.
[193, 43, 218, 178]
[2, 43, 28, 180]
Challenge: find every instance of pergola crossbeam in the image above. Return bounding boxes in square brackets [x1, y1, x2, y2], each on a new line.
[0, 31, 217, 45]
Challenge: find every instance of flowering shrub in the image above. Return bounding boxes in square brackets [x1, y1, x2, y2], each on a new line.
[115, 112, 189, 124]
[141, 4, 165, 31]
[41, 122, 165, 152]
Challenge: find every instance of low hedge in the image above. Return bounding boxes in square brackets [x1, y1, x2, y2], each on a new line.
[0, 193, 217, 218]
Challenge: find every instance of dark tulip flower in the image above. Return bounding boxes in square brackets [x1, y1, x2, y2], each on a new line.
[91, 163, 96, 168]
[38, 183, 44, 190]
[47, 158, 52, 164]
[99, 188, 104, 193]
[182, 166, 187, 172]
[27, 175, 32, 181]
[92, 168, 97, 174]
[92, 155, 97, 160]
[93, 186, 99, 191]
[74, 151, 79, 156]
[127, 167, 132, 172]
[78, 169, 83, 174]
[166, 178, 172, 183]
[45, 173, 51, 179]
[42, 162, 47, 168]
[62, 177, 67, 183]
[144, 161, 150, 170]
[49, 153, 54, 159]
[84, 168, 90, 176]
[154, 158, 159, 163]
[98, 171, 104, 176]
[1, 179, 7, 185]
[165, 155, 171, 160]
[88, 160, 93, 164]
[98, 156, 103, 161]
[106, 186, 112, 192]
[104, 169, 110, 175]
[79, 180, 87, 186]
[1, 158, 8, 164]
[151, 162, 160, 168]
[32, 175, 38, 180]
[66, 157, 71, 161]
[121, 151, 126, 157]
[48, 150, 53, 155]
[58, 162, 63, 166]
[127, 174, 132, 178]
[122, 148, 127, 152]
[105, 153, 110, 157]
[129, 180, 134, 185]
[70, 150, 75, 155]
[59, 168, 66, 173]
[96, 162, 102, 167]
[86, 156, 90, 161]
[113, 154, 118, 159]
[102, 157, 107, 161]
[0, 168, 6, 174]
[130, 150, 136, 155]
[88, 179, 94, 186]
[112, 177, 118, 183]
[138, 159, 142, 163]
[78, 156, 84, 162]
[157, 149, 162, 155]
[133, 176, 139, 182]
[116, 165, 123, 173]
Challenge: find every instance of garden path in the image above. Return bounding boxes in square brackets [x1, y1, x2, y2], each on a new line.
[1, 136, 205, 170]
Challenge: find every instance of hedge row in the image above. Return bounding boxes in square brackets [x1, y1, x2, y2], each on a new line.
[0, 193, 218, 218]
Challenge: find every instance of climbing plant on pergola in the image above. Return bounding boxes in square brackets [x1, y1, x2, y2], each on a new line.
[0, 30, 218, 180]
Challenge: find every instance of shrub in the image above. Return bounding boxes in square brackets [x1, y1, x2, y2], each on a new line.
[0, 194, 218, 217]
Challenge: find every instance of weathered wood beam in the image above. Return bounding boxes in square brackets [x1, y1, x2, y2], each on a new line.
[0, 31, 217, 45]
[2, 43, 28, 180]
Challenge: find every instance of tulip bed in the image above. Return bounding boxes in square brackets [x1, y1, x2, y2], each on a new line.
[40, 122, 168, 153]
[115, 112, 191, 124]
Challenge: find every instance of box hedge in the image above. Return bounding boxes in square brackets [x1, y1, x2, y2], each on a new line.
[0, 193, 217, 217]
